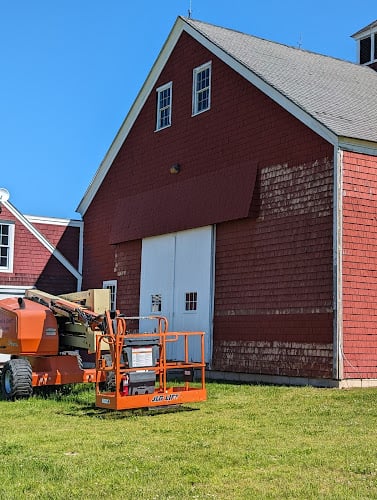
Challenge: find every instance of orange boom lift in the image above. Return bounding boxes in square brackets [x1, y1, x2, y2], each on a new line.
[0, 290, 206, 410]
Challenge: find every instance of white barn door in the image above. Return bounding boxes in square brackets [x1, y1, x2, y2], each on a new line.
[139, 226, 213, 363]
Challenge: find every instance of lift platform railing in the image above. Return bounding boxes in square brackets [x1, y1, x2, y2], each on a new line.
[95, 312, 206, 410]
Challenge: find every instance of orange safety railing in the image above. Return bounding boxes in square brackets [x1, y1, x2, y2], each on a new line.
[94, 313, 206, 410]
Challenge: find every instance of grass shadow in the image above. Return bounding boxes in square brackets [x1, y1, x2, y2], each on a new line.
[63, 403, 199, 419]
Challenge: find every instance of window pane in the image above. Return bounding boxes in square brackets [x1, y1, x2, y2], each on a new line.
[0, 247, 8, 267]
[160, 108, 170, 128]
[151, 294, 162, 312]
[103, 281, 117, 310]
[0, 223, 13, 270]
[198, 69, 208, 89]
[193, 64, 211, 114]
[360, 36, 371, 64]
[0, 224, 9, 269]
[156, 84, 171, 130]
[198, 89, 209, 111]
[185, 292, 198, 311]
[106, 285, 116, 310]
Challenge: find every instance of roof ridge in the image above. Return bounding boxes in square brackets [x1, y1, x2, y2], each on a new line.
[182, 16, 365, 68]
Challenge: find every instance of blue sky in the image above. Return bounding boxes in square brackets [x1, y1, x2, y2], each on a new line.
[1, 1, 376, 219]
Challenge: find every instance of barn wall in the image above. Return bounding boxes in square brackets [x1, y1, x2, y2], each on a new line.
[83, 31, 335, 376]
[342, 150, 377, 378]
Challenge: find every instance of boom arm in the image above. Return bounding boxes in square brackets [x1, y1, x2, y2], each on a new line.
[25, 289, 104, 329]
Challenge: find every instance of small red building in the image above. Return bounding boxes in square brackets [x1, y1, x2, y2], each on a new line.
[0, 189, 83, 298]
[78, 17, 377, 387]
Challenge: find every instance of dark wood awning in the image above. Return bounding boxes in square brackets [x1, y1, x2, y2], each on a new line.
[109, 162, 257, 244]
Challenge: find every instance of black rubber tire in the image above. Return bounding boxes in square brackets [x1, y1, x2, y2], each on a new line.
[1, 358, 33, 400]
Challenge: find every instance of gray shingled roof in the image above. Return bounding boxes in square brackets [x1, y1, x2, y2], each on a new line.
[185, 18, 377, 143]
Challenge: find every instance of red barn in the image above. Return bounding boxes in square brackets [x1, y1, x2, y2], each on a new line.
[78, 17, 377, 387]
[0, 189, 82, 298]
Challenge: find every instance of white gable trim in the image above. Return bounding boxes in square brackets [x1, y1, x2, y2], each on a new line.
[76, 17, 342, 216]
[3, 199, 82, 286]
[0, 285, 35, 296]
[26, 214, 83, 227]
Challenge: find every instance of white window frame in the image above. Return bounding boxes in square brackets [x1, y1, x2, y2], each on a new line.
[103, 280, 117, 311]
[192, 61, 212, 116]
[156, 82, 172, 131]
[0, 222, 15, 273]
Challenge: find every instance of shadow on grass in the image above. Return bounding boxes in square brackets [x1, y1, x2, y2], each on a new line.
[33, 385, 199, 418]
[63, 403, 199, 419]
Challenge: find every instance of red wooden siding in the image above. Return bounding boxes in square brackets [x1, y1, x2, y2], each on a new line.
[113, 240, 141, 316]
[33, 221, 80, 269]
[342, 151, 377, 378]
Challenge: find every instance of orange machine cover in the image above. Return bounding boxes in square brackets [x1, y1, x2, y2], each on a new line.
[0, 297, 59, 356]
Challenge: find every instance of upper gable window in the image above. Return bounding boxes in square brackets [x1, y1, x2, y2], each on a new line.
[358, 33, 377, 64]
[0, 222, 15, 273]
[156, 82, 172, 131]
[192, 62, 212, 116]
[360, 36, 372, 64]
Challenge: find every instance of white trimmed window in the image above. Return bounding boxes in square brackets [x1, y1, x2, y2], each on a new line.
[156, 82, 172, 130]
[151, 294, 162, 313]
[359, 33, 377, 64]
[103, 280, 117, 311]
[185, 291, 198, 312]
[192, 62, 211, 115]
[353, 25, 377, 65]
[0, 222, 14, 273]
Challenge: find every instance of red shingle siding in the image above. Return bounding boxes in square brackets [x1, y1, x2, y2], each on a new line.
[34, 258, 78, 295]
[82, 215, 115, 290]
[33, 222, 80, 268]
[213, 340, 333, 378]
[113, 241, 141, 315]
[342, 151, 377, 378]
[214, 158, 334, 378]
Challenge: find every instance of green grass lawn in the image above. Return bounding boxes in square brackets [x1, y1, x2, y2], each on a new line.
[1, 382, 377, 499]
